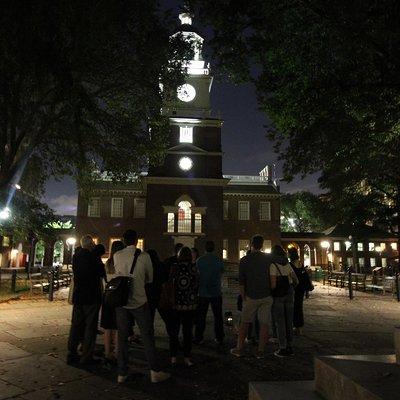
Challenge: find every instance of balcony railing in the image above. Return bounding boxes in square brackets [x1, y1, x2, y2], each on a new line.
[224, 175, 272, 185]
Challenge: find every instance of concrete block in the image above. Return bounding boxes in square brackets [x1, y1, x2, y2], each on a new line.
[249, 381, 318, 400]
[394, 326, 400, 364]
[315, 356, 400, 400]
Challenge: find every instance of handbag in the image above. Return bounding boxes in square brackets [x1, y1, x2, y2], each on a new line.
[158, 265, 176, 310]
[272, 263, 290, 298]
[104, 249, 141, 308]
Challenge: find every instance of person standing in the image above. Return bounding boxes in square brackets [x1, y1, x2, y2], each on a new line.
[270, 245, 299, 357]
[194, 241, 225, 345]
[168, 247, 199, 366]
[101, 240, 125, 364]
[231, 235, 273, 358]
[289, 248, 313, 335]
[67, 235, 104, 365]
[114, 230, 170, 384]
[164, 243, 183, 275]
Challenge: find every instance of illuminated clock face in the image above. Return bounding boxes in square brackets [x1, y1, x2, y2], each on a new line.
[177, 84, 196, 102]
[178, 157, 193, 171]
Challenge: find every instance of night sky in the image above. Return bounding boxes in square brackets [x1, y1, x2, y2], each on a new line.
[43, 2, 320, 215]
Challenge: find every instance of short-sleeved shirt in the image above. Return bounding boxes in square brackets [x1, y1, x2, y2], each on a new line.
[239, 251, 272, 299]
[196, 252, 224, 297]
[270, 262, 294, 284]
[114, 246, 153, 309]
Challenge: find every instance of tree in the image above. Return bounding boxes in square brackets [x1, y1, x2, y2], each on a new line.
[0, 0, 188, 197]
[195, 0, 400, 248]
[281, 191, 332, 232]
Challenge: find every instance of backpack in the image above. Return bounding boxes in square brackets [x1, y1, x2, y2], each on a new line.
[104, 249, 141, 308]
[272, 263, 290, 298]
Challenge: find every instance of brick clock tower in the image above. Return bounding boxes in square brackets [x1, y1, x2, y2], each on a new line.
[145, 11, 226, 255]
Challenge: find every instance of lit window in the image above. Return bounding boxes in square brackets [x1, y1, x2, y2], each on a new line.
[370, 257, 376, 267]
[88, 197, 100, 217]
[137, 239, 144, 251]
[333, 242, 340, 251]
[380, 243, 386, 251]
[345, 241, 351, 251]
[238, 201, 250, 220]
[263, 240, 272, 253]
[92, 237, 99, 245]
[391, 242, 398, 251]
[179, 157, 193, 171]
[194, 213, 202, 233]
[238, 239, 250, 259]
[358, 257, 364, 267]
[178, 201, 192, 233]
[111, 198, 123, 218]
[223, 239, 228, 259]
[179, 126, 193, 143]
[357, 242, 364, 251]
[167, 213, 175, 233]
[259, 201, 271, 221]
[382, 257, 387, 268]
[369, 242, 375, 252]
[134, 198, 146, 218]
[223, 200, 229, 220]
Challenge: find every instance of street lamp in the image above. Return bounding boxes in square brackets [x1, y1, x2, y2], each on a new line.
[66, 237, 76, 267]
[320, 241, 330, 269]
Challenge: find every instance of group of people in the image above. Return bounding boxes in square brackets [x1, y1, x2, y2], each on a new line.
[67, 230, 224, 384]
[66, 230, 312, 384]
[233, 235, 313, 358]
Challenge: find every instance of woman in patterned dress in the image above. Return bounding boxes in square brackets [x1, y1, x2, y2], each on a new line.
[168, 246, 199, 367]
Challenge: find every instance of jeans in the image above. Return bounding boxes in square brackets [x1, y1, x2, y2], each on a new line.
[195, 296, 225, 342]
[272, 287, 294, 349]
[293, 289, 305, 328]
[168, 310, 195, 357]
[68, 304, 100, 361]
[116, 303, 160, 375]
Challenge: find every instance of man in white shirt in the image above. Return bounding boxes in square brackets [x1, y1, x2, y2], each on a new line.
[114, 229, 170, 384]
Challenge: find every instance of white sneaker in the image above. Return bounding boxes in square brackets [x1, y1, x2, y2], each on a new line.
[117, 375, 127, 384]
[150, 370, 171, 383]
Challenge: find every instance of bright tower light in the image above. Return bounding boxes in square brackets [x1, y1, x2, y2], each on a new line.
[179, 157, 193, 171]
[0, 207, 11, 220]
[14, 184, 21, 190]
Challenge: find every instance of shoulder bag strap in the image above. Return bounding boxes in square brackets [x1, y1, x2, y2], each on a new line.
[273, 262, 283, 276]
[129, 249, 142, 275]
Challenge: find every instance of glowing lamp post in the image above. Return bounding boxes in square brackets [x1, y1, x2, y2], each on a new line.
[66, 237, 77, 267]
[320, 241, 330, 268]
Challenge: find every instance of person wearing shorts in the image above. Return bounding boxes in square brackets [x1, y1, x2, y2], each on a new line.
[231, 235, 285, 358]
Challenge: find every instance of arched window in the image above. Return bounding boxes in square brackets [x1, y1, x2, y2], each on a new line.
[178, 201, 192, 233]
[53, 240, 64, 266]
[304, 244, 311, 267]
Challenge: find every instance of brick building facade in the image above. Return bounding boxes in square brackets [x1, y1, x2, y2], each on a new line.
[76, 13, 280, 262]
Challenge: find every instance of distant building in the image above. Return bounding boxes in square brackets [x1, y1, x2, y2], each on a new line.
[281, 224, 399, 272]
[76, 13, 280, 262]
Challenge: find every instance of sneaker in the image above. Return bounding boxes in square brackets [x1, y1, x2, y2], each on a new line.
[66, 353, 80, 365]
[230, 348, 243, 358]
[269, 337, 278, 344]
[117, 375, 127, 384]
[150, 370, 171, 383]
[274, 349, 289, 358]
[286, 346, 294, 356]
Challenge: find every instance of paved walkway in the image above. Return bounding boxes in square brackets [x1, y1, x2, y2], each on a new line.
[0, 284, 399, 400]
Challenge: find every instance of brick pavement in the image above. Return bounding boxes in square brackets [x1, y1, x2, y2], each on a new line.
[0, 283, 399, 400]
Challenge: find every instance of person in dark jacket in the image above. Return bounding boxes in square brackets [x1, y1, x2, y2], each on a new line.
[289, 248, 313, 335]
[67, 235, 104, 365]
